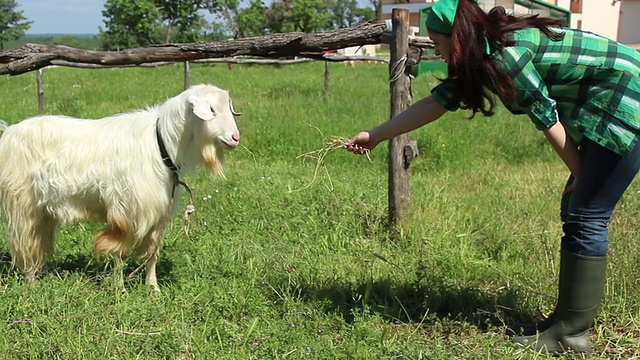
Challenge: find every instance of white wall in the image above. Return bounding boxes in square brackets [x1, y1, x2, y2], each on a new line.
[618, 1, 640, 44]
[576, 1, 620, 40]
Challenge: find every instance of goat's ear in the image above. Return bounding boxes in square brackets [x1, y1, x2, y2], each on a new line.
[189, 94, 216, 121]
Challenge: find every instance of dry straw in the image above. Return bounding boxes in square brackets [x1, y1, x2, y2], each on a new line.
[291, 125, 372, 192]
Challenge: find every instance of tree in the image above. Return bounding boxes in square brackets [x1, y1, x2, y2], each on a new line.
[212, 0, 242, 38]
[368, 0, 382, 19]
[202, 22, 230, 41]
[206, 0, 377, 41]
[235, 0, 268, 38]
[263, 0, 292, 34]
[260, 0, 330, 34]
[155, 0, 211, 42]
[52, 35, 85, 49]
[0, 0, 32, 50]
[99, 0, 212, 50]
[288, 0, 331, 33]
[99, 0, 161, 50]
[328, 0, 375, 29]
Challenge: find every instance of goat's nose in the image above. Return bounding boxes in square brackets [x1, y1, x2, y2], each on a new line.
[232, 133, 240, 143]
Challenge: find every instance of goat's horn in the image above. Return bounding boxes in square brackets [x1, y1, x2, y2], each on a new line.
[229, 99, 241, 116]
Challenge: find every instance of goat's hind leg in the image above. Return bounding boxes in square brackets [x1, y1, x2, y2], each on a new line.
[9, 212, 57, 284]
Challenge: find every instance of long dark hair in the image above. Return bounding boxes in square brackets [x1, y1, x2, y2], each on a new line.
[445, 1, 564, 118]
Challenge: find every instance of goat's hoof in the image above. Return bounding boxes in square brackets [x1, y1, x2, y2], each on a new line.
[24, 274, 37, 284]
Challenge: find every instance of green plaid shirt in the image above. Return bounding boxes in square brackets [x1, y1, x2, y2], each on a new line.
[431, 27, 640, 156]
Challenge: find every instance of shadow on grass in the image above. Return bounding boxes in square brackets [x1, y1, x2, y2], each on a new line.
[56, 252, 177, 287]
[0, 250, 15, 274]
[279, 274, 540, 332]
[61, 253, 175, 282]
[0, 250, 176, 288]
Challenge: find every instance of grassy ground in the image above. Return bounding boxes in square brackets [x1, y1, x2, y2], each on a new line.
[0, 62, 639, 359]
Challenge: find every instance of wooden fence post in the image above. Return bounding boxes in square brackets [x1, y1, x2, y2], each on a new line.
[388, 8, 412, 225]
[184, 61, 191, 90]
[37, 68, 45, 114]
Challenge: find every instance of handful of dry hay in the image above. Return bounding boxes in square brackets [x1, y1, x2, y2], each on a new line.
[291, 126, 372, 192]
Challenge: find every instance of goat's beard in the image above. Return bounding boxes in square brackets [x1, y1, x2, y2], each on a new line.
[201, 143, 225, 177]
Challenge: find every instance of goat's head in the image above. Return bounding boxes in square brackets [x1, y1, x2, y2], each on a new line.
[188, 85, 240, 149]
[184, 85, 241, 175]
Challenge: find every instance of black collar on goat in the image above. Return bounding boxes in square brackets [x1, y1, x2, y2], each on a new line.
[155, 120, 195, 217]
[155, 120, 179, 173]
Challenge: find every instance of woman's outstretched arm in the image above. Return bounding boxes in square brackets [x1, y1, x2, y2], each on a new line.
[345, 95, 448, 154]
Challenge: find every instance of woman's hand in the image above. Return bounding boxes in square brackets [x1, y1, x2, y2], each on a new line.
[563, 177, 578, 195]
[344, 131, 379, 155]
[343, 96, 447, 156]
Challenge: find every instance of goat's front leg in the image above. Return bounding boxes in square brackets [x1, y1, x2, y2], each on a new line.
[114, 256, 127, 293]
[135, 227, 164, 292]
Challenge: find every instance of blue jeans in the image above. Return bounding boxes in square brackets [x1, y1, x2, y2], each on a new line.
[560, 138, 640, 256]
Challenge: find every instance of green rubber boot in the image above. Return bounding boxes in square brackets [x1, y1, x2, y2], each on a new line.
[512, 249, 607, 355]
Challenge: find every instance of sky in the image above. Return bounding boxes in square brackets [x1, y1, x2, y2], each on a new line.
[19, 0, 105, 34]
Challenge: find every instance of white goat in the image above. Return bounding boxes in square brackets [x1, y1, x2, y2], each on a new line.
[0, 84, 240, 290]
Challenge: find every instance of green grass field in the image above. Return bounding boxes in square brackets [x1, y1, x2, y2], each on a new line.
[0, 62, 639, 359]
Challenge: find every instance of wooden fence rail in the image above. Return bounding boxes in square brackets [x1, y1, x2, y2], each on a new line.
[0, 20, 433, 76]
[44, 55, 400, 69]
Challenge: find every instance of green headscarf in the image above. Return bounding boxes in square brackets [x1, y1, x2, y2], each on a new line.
[425, 0, 461, 35]
[426, 0, 491, 54]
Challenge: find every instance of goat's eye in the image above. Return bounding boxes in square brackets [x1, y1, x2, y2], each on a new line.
[210, 107, 217, 117]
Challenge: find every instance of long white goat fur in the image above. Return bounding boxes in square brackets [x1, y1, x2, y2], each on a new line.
[0, 84, 240, 288]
